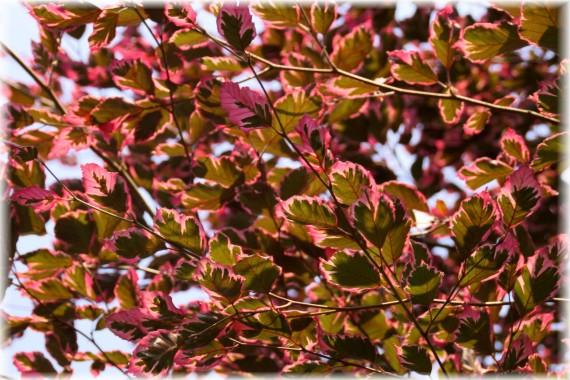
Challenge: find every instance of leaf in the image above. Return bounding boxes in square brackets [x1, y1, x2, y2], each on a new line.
[455, 308, 493, 355]
[220, 81, 272, 130]
[405, 265, 441, 306]
[519, 4, 559, 53]
[381, 181, 429, 214]
[501, 128, 530, 163]
[90, 97, 138, 124]
[165, 2, 197, 28]
[533, 78, 559, 117]
[13, 352, 57, 376]
[380, 200, 411, 264]
[111, 59, 154, 95]
[209, 233, 242, 266]
[531, 132, 567, 171]
[89, 9, 119, 49]
[501, 334, 534, 371]
[54, 210, 95, 254]
[328, 98, 366, 123]
[331, 27, 373, 71]
[30, 4, 101, 31]
[115, 268, 138, 310]
[273, 90, 322, 133]
[294, 114, 331, 169]
[461, 22, 527, 63]
[450, 193, 497, 256]
[130, 330, 181, 376]
[81, 163, 131, 214]
[202, 56, 242, 72]
[234, 254, 281, 293]
[321, 251, 380, 290]
[388, 50, 438, 85]
[438, 92, 464, 124]
[12, 185, 61, 212]
[111, 228, 164, 259]
[330, 161, 373, 205]
[459, 245, 509, 287]
[497, 165, 542, 228]
[154, 208, 206, 255]
[399, 345, 432, 374]
[217, 3, 256, 51]
[458, 157, 513, 190]
[170, 29, 208, 48]
[20, 249, 73, 274]
[352, 189, 394, 248]
[463, 109, 491, 135]
[279, 195, 336, 228]
[514, 251, 560, 315]
[321, 334, 377, 364]
[429, 6, 459, 69]
[195, 77, 226, 123]
[196, 261, 243, 305]
[26, 279, 74, 301]
[182, 183, 228, 211]
[252, 2, 300, 29]
[310, 2, 337, 34]
[194, 156, 241, 187]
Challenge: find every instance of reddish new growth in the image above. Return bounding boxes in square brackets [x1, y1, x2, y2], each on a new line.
[2, 1, 566, 378]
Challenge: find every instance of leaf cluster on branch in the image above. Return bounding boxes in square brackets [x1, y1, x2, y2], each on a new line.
[1, 1, 566, 377]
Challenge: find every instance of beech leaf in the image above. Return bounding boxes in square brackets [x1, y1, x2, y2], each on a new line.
[217, 3, 256, 51]
[519, 4, 559, 53]
[497, 165, 542, 228]
[450, 193, 497, 256]
[461, 22, 527, 63]
[321, 251, 380, 291]
[220, 81, 272, 130]
[388, 50, 438, 85]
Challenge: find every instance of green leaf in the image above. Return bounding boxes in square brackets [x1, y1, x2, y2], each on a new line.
[90, 97, 138, 123]
[456, 308, 493, 355]
[322, 334, 377, 364]
[194, 156, 241, 187]
[170, 29, 208, 47]
[497, 166, 541, 228]
[55, 211, 95, 254]
[381, 181, 429, 214]
[115, 270, 138, 310]
[379, 200, 411, 264]
[531, 132, 567, 171]
[113, 228, 164, 259]
[520, 4, 559, 53]
[280, 196, 336, 228]
[14, 352, 57, 375]
[459, 245, 509, 287]
[450, 193, 496, 256]
[182, 183, 229, 211]
[154, 208, 205, 255]
[89, 9, 119, 48]
[331, 27, 373, 71]
[272, 90, 322, 133]
[429, 7, 459, 69]
[328, 98, 365, 123]
[252, 2, 300, 28]
[201, 56, 242, 72]
[27, 279, 74, 301]
[132, 331, 182, 376]
[514, 253, 560, 315]
[310, 2, 336, 34]
[197, 261, 243, 305]
[463, 109, 491, 135]
[458, 158, 513, 190]
[21, 249, 73, 273]
[462, 22, 527, 62]
[209, 233, 242, 266]
[112, 59, 154, 95]
[330, 161, 373, 205]
[353, 190, 393, 248]
[400, 345, 432, 374]
[438, 92, 463, 124]
[321, 251, 380, 290]
[388, 50, 438, 85]
[405, 265, 441, 306]
[234, 254, 280, 293]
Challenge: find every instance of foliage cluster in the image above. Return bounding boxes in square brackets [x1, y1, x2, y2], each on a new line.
[1, 1, 567, 377]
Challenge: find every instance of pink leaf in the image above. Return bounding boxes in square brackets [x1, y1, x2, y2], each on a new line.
[220, 81, 272, 130]
[12, 185, 62, 212]
[217, 3, 256, 51]
[81, 163, 132, 214]
[497, 165, 542, 228]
